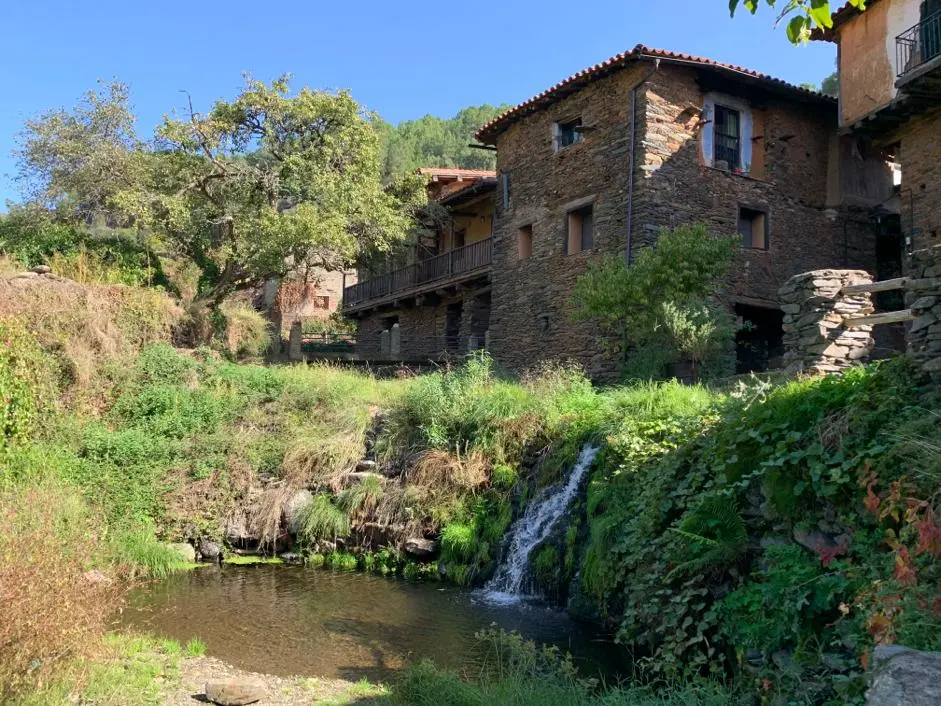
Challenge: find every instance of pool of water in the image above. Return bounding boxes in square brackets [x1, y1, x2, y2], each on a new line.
[119, 565, 621, 682]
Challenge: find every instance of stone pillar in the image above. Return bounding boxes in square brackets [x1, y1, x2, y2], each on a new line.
[905, 245, 941, 381]
[390, 323, 401, 358]
[780, 269, 875, 376]
[380, 329, 390, 358]
[484, 329, 491, 351]
[288, 321, 302, 361]
[468, 335, 477, 352]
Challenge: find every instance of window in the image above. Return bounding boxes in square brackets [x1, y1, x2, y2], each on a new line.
[566, 205, 594, 254]
[738, 206, 768, 249]
[502, 172, 511, 209]
[714, 105, 741, 170]
[555, 118, 583, 151]
[517, 224, 533, 260]
[453, 229, 466, 249]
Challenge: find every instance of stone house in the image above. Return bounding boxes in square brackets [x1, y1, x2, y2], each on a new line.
[814, 0, 941, 253]
[474, 44, 892, 378]
[341, 168, 496, 359]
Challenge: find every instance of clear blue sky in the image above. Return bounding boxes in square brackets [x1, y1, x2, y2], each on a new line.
[0, 0, 835, 207]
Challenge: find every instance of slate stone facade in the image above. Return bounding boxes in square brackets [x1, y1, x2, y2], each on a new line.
[485, 61, 876, 378]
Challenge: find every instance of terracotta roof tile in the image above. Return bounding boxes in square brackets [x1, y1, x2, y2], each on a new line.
[475, 44, 835, 144]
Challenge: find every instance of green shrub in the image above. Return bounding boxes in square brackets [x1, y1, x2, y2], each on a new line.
[0, 323, 55, 448]
[297, 495, 351, 544]
[441, 522, 475, 563]
[218, 302, 270, 359]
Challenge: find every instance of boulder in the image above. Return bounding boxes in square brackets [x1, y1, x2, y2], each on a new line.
[167, 542, 196, 563]
[198, 538, 222, 562]
[404, 537, 438, 559]
[224, 511, 257, 546]
[30, 265, 52, 275]
[344, 471, 384, 486]
[204, 679, 265, 706]
[282, 489, 313, 536]
[867, 645, 941, 705]
[356, 459, 378, 472]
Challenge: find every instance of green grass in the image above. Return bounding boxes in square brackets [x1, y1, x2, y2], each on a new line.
[184, 638, 207, 657]
[8, 634, 184, 706]
[222, 555, 284, 565]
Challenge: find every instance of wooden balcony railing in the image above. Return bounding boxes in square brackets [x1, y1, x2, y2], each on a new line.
[343, 237, 492, 309]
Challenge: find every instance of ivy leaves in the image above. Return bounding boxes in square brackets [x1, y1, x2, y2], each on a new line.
[729, 0, 869, 44]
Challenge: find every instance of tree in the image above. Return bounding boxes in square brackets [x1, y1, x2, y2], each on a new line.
[730, 0, 868, 44]
[16, 77, 426, 326]
[570, 223, 741, 379]
[821, 70, 839, 97]
[376, 104, 509, 179]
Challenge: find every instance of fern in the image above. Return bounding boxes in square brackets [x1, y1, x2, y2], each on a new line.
[667, 496, 747, 579]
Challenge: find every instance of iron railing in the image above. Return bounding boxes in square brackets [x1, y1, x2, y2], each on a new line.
[897, 10, 941, 77]
[343, 237, 492, 309]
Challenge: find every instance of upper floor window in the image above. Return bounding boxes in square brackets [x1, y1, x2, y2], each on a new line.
[554, 118, 583, 151]
[714, 105, 741, 170]
[566, 205, 593, 254]
[517, 224, 533, 260]
[702, 94, 753, 173]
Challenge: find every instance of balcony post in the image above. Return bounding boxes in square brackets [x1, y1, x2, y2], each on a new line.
[449, 248, 454, 275]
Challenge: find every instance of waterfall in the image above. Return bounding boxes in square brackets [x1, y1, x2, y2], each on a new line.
[480, 444, 599, 605]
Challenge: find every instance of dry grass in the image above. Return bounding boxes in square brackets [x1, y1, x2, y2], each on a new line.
[0, 274, 182, 404]
[0, 483, 120, 699]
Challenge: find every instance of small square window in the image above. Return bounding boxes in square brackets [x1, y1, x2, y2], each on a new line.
[566, 205, 594, 255]
[518, 224, 533, 260]
[555, 118, 583, 150]
[738, 206, 768, 249]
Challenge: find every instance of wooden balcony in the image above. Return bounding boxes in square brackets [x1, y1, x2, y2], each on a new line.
[343, 237, 492, 314]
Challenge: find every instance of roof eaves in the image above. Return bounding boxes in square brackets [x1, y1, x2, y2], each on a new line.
[475, 44, 835, 145]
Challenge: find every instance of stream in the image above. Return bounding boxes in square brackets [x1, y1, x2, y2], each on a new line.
[120, 564, 621, 683]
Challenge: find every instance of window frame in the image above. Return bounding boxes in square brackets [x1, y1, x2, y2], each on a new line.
[737, 205, 769, 250]
[517, 224, 534, 261]
[713, 104, 742, 170]
[554, 117, 584, 151]
[565, 204, 594, 255]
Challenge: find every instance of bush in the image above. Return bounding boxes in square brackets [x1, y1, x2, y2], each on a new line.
[0, 322, 56, 448]
[218, 302, 270, 359]
[0, 483, 118, 698]
[571, 222, 740, 379]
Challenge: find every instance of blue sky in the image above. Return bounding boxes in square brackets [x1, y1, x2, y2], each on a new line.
[0, 0, 836, 207]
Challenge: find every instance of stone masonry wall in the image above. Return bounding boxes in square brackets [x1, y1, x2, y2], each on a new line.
[488, 62, 874, 379]
[779, 270, 875, 375]
[488, 64, 650, 380]
[354, 287, 489, 361]
[895, 108, 941, 251]
[636, 67, 876, 304]
[905, 245, 941, 381]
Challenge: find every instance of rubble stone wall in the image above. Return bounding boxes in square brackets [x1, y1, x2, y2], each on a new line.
[905, 246, 941, 381]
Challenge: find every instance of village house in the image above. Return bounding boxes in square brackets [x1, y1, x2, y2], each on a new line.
[474, 44, 894, 378]
[341, 168, 496, 359]
[813, 0, 941, 253]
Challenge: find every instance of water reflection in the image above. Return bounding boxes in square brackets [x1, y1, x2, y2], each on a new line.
[120, 565, 621, 682]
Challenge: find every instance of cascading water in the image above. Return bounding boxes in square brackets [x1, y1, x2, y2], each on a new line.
[480, 444, 599, 605]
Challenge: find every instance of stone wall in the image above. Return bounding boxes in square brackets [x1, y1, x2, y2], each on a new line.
[353, 285, 490, 361]
[487, 61, 875, 378]
[779, 270, 875, 375]
[905, 246, 941, 381]
[636, 66, 877, 303]
[895, 109, 941, 251]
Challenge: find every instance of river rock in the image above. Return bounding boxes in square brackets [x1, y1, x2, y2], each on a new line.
[282, 489, 313, 535]
[344, 471, 384, 486]
[204, 678, 265, 706]
[356, 459, 377, 472]
[167, 542, 196, 563]
[224, 510, 257, 546]
[198, 537, 222, 562]
[404, 537, 438, 559]
[30, 264, 52, 275]
[867, 645, 941, 705]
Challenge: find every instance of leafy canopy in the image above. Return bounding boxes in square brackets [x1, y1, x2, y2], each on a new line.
[730, 0, 868, 44]
[16, 77, 426, 305]
[570, 222, 740, 375]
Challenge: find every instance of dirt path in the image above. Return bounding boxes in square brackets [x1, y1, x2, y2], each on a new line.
[161, 656, 389, 706]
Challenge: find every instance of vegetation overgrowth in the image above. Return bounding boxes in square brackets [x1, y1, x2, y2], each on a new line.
[2, 270, 940, 703]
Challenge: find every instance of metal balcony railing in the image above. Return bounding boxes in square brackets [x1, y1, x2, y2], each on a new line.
[897, 10, 941, 78]
[343, 237, 492, 309]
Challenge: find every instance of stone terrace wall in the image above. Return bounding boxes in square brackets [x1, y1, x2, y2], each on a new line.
[905, 246, 941, 381]
[780, 270, 875, 375]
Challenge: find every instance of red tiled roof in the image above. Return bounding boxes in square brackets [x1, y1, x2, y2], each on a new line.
[416, 167, 497, 179]
[475, 44, 835, 145]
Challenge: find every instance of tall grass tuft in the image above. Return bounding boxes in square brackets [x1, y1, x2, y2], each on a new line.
[297, 494, 351, 544]
[108, 524, 181, 578]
